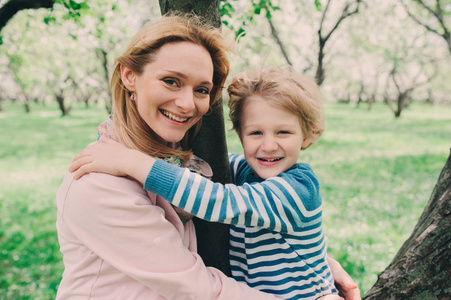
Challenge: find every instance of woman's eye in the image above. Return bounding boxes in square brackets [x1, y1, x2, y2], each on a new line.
[163, 78, 178, 87]
[196, 88, 210, 95]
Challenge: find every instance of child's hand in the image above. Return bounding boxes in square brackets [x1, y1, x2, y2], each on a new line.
[317, 295, 344, 300]
[69, 136, 131, 180]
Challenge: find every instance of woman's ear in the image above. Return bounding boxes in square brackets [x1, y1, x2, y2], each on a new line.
[120, 65, 136, 92]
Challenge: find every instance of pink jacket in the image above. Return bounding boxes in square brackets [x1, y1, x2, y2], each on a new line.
[56, 171, 277, 299]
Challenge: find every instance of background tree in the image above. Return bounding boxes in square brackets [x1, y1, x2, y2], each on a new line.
[315, 0, 363, 85]
[0, 0, 88, 37]
[399, 0, 451, 55]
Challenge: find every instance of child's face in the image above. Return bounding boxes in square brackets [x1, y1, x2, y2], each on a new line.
[239, 96, 310, 179]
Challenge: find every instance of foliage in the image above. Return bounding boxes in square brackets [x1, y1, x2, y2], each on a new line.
[48, 0, 90, 22]
[315, 0, 322, 11]
[219, 0, 280, 40]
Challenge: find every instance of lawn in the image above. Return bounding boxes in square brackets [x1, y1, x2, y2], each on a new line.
[1, 101, 450, 298]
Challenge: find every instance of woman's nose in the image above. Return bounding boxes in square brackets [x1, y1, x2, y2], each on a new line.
[175, 90, 195, 112]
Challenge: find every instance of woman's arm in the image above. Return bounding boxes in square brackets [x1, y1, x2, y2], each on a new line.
[58, 171, 278, 299]
[328, 257, 361, 300]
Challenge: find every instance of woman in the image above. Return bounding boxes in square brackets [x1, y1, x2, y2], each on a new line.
[56, 14, 357, 299]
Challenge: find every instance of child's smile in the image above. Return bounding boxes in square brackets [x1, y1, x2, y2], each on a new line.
[239, 96, 310, 179]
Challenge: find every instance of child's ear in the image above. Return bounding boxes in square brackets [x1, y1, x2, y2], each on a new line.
[301, 138, 311, 150]
[120, 65, 136, 92]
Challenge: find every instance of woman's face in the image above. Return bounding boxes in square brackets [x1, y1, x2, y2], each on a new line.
[122, 41, 214, 143]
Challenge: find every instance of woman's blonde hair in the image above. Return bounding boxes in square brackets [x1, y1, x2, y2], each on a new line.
[227, 68, 325, 148]
[111, 14, 230, 162]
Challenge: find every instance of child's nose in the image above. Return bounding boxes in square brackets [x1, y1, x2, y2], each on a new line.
[261, 136, 278, 152]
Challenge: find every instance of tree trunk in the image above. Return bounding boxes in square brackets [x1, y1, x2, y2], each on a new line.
[96, 48, 112, 113]
[363, 150, 451, 299]
[315, 38, 326, 85]
[55, 92, 70, 116]
[17, 88, 29, 113]
[159, 0, 221, 28]
[0, 0, 54, 32]
[159, 0, 232, 276]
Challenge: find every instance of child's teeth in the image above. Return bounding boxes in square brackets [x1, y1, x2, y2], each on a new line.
[262, 158, 281, 162]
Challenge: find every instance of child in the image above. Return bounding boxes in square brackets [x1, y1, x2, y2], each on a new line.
[71, 68, 342, 300]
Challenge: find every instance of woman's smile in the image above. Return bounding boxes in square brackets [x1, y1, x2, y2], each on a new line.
[160, 109, 191, 123]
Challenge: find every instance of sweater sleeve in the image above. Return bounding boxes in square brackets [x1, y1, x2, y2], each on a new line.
[145, 158, 322, 233]
[58, 172, 278, 300]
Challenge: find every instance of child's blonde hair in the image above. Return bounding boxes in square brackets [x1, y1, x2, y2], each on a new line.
[227, 68, 325, 148]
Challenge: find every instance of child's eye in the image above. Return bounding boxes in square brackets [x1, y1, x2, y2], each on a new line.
[278, 130, 291, 135]
[163, 78, 178, 87]
[250, 131, 262, 136]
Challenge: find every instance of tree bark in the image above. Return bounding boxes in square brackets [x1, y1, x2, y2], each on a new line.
[96, 48, 112, 113]
[159, 0, 232, 276]
[363, 150, 451, 299]
[159, 0, 221, 28]
[0, 0, 54, 32]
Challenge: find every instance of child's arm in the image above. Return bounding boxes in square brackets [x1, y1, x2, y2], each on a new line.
[71, 136, 321, 233]
[318, 296, 344, 300]
[69, 136, 155, 185]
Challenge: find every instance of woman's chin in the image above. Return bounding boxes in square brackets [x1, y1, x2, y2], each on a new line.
[159, 133, 186, 144]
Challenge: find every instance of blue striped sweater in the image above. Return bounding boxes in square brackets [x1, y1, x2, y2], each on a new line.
[145, 153, 338, 299]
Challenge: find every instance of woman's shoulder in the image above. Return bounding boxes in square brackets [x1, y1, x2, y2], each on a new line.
[56, 171, 150, 214]
[63, 171, 144, 193]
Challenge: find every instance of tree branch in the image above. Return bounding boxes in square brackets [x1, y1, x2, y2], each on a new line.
[399, 0, 441, 36]
[0, 0, 54, 32]
[266, 14, 292, 66]
[323, 0, 362, 43]
[400, 0, 451, 54]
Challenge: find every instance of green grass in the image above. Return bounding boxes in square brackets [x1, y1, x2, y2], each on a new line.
[0, 102, 109, 299]
[1, 101, 450, 298]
